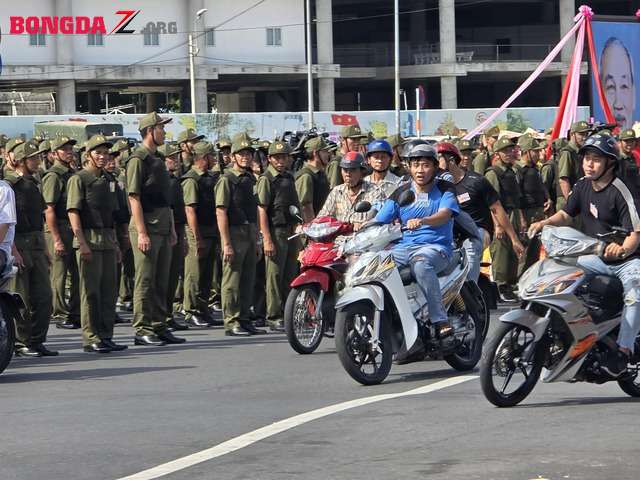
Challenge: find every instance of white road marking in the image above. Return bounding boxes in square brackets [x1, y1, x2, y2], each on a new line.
[117, 375, 477, 480]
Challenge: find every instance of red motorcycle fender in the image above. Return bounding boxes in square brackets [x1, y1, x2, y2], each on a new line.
[290, 268, 331, 292]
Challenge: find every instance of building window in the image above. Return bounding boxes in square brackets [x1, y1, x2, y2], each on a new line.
[143, 24, 160, 46]
[29, 33, 46, 47]
[88, 32, 104, 46]
[266, 27, 282, 46]
[206, 27, 215, 46]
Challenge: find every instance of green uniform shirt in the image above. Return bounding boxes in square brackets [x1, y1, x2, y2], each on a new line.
[41, 162, 72, 222]
[66, 170, 118, 250]
[215, 167, 253, 208]
[182, 167, 217, 237]
[557, 141, 581, 182]
[126, 146, 173, 235]
[256, 164, 280, 206]
[295, 163, 319, 207]
[326, 155, 343, 189]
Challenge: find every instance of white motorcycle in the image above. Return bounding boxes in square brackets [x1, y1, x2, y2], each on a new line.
[480, 225, 640, 407]
[334, 195, 486, 385]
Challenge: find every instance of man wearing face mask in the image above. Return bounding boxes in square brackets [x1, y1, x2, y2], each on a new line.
[127, 112, 184, 346]
[326, 125, 368, 189]
[295, 137, 331, 224]
[216, 133, 265, 337]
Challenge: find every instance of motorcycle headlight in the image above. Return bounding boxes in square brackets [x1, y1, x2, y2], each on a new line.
[345, 253, 396, 287]
[523, 270, 584, 297]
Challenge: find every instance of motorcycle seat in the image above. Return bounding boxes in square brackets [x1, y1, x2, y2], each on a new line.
[397, 249, 462, 286]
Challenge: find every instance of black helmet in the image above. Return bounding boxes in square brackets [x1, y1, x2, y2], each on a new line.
[579, 133, 620, 161]
[400, 138, 429, 158]
[406, 143, 438, 161]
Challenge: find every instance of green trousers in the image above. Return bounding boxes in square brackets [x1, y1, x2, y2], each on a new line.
[45, 224, 80, 322]
[119, 247, 134, 303]
[130, 230, 172, 336]
[208, 242, 222, 305]
[12, 232, 53, 348]
[490, 210, 521, 286]
[221, 224, 256, 330]
[167, 224, 185, 318]
[265, 226, 299, 322]
[183, 227, 216, 315]
[76, 247, 117, 346]
[519, 207, 545, 277]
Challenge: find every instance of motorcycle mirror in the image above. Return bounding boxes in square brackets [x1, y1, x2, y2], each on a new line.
[354, 201, 372, 213]
[289, 205, 300, 217]
[397, 189, 415, 207]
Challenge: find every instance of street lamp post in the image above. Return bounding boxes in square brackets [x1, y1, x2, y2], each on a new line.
[394, 0, 400, 136]
[189, 8, 208, 114]
[306, 0, 314, 128]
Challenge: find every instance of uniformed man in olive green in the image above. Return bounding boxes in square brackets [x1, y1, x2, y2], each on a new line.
[456, 139, 475, 171]
[618, 128, 640, 192]
[67, 135, 127, 353]
[257, 140, 301, 332]
[216, 136, 232, 173]
[158, 142, 188, 331]
[215, 133, 263, 336]
[472, 126, 500, 174]
[516, 135, 550, 274]
[556, 120, 589, 209]
[41, 135, 81, 330]
[294, 137, 331, 223]
[181, 141, 221, 328]
[38, 140, 53, 170]
[0, 134, 8, 161]
[326, 125, 367, 189]
[127, 112, 185, 346]
[7, 141, 55, 357]
[539, 139, 558, 215]
[177, 128, 205, 171]
[485, 137, 526, 303]
[3, 137, 25, 178]
[386, 134, 407, 177]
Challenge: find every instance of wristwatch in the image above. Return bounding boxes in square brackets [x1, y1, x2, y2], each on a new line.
[618, 247, 628, 259]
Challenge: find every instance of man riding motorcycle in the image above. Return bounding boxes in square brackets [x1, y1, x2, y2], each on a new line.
[529, 133, 640, 377]
[373, 143, 460, 338]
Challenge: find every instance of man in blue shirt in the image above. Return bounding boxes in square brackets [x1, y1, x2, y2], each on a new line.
[375, 144, 460, 337]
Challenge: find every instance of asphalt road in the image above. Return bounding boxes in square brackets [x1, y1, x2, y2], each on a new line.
[1, 306, 639, 480]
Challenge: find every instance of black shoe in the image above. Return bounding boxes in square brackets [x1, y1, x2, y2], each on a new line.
[32, 344, 59, 356]
[435, 322, 454, 339]
[167, 318, 190, 331]
[83, 342, 112, 353]
[114, 313, 128, 324]
[186, 313, 211, 328]
[206, 317, 224, 327]
[56, 319, 80, 330]
[211, 301, 222, 312]
[134, 335, 166, 346]
[242, 321, 267, 335]
[253, 317, 267, 328]
[268, 320, 285, 333]
[157, 331, 187, 344]
[102, 338, 128, 351]
[225, 326, 251, 336]
[117, 301, 133, 312]
[15, 346, 42, 357]
[602, 350, 629, 378]
[498, 285, 519, 303]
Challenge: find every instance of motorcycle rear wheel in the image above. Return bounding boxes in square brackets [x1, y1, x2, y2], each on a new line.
[284, 286, 325, 355]
[335, 302, 392, 386]
[444, 285, 486, 371]
[480, 322, 547, 407]
[0, 305, 15, 375]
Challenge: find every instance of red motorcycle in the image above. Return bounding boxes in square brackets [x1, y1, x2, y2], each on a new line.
[284, 215, 352, 354]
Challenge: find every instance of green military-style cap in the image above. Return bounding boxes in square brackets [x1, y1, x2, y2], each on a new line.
[231, 132, 254, 154]
[110, 139, 130, 154]
[484, 126, 500, 138]
[138, 111, 172, 132]
[216, 136, 232, 149]
[38, 140, 51, 154]
[13, 141, 40, 162]
[177, 128, 204, 144]
[192, 141, 215, 157]
[157, 142, 181, 158]
[386, 134, 405, 148]
[85, 134, 113, 152]
[552, 137, 568, 150]
[268, 140, 292, 156]
[570, 121, 590, 134]
[5, 137, 25, 154]
[0, 134, 8, 148]
[619, 129, 636, 141]
[518, 135, 542, 153]
[257, 140, 271, 150]
[457, 139, 473, 152]
[304, 136, 330, 153]
[340, 124, 367, 139]
[50, 135, 77, 151]
[493, 137, 515, 153]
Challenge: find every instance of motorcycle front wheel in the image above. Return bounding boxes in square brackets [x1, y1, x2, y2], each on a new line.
[335, 302, 392, 386]
[480, 322, 547, 407]
[0, 305, 15, 375]
[284, 286, 325, 355]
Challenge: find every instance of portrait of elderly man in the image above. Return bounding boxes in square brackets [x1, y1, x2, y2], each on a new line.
[599, 37, 636, 130]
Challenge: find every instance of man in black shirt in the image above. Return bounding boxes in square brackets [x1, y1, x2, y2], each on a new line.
[529, 133, 640, 377]
[439, 142, 524, 283]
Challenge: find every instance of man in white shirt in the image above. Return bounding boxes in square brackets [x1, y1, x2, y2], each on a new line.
[0, 179, 16, 273]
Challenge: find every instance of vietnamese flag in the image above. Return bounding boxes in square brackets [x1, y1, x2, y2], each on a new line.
[331, 114, 358, 126]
